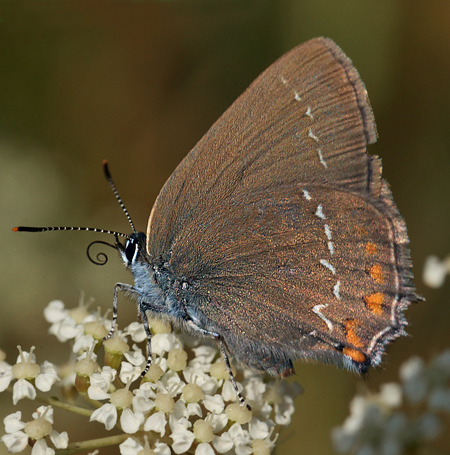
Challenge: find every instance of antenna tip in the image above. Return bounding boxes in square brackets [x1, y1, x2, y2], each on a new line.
[13, 226, 39, 232]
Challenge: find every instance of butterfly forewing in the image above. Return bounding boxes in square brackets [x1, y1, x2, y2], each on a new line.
[147, 38, 377, 255]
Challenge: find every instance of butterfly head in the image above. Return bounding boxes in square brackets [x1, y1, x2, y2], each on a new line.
[117, 231, 148, 269]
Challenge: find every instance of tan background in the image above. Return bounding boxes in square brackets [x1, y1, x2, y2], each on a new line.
[1, 1, 449, 454]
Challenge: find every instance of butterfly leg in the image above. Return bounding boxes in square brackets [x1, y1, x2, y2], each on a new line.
[139, 302, 153, 377]
[217, 337, 251, 410]
[187, 321, 249, 409]
[103, 282, 140, 341]
[103, 283, 155, 377]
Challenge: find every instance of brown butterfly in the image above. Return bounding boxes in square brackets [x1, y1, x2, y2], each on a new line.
[14, 38, 418, 406]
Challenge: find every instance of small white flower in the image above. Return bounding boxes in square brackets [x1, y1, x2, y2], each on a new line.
[45, 298, 97, 345]
[191, 346, 218, 366]
[72, 334, 96, 354]
[209, 412, 228, 433]
[132, 385, 157, 414]
[31, 438, 54, 455]
[248, 418, 270, 439]
[173, 399, 202, 420]
[118, 362, 143, 384]
[213, 431, 234, 453]
[151, 333, 180, 356]
[49, 429, 69, 449]
[243, 372, 267, 402]
[45, 300, 84, 343]
[221, 379, 239, 403]
[1, 430, 28, 453]
[228, 423, 252, 455]
[35, 361, 59, 393]
[170, 427, 195, 454]
[43, 300, 68, 324]
[119, 437, 141, 455]
[186, 402, 202, 418]
[123, 344, 147, 367]
[88, 366, 116, 400]
[124, 322, 148, 343]
[5, 347, 59, 404]
[195, 442, 215, 455]
[274, 394, 295, 426]
[2, 406, 68, 454]
[120, 408, 145, 434]
[423, 254, 450, 288]
[172, 399, 189, 420]
[4, 411, 26, 433]
[90, 403, 117, 431]
[13, 379, 37, 404]
[183, 366, 219, 396]
[144, 410, 167, 436]
[0, 359, 13, 393]
[269, 380, 302, 426]
[203, 394, 225, 413]
[89, 374, 145, 434]
[1, 411, 28, 453]
[379, 383, 402, 408]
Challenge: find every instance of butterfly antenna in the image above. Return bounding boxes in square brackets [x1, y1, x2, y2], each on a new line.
[102, 160, 136, 233]
[12, 226, 129, 238]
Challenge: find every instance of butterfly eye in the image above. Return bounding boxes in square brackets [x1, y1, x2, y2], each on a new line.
[125, 239, 138, 264]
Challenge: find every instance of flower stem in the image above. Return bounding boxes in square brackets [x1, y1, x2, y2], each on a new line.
[45, 395, 94, 417]
[6, 385, 94, 417]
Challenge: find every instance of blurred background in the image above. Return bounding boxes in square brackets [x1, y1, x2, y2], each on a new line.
[1, 1, 449, 454]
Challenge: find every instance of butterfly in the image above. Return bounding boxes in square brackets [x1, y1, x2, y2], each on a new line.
[14, 37, 418, 406]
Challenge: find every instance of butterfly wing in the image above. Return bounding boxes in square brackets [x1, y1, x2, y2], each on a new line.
[146, 38, 416, 375]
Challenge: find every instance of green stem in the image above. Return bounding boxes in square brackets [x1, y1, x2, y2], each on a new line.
[6, 386, 94, 417]
[44, 396, 94, 417]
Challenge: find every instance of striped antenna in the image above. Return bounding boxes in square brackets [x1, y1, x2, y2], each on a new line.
[12, 226, 128, 238]
[102, 160, 136, 233]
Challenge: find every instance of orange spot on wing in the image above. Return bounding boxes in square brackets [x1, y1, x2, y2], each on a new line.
[343, 319, 364, 348]
[365, 242, 377, 255]
[343, 347, 367, 364]
[369, 264, 384, 284]
[364, 293, 385, 315]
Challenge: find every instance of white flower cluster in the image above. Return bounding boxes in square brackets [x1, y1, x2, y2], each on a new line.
[332, 349, 450, 455]
[1, 299, 302, 455]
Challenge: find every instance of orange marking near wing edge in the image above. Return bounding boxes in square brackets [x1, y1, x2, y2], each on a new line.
[344, 319, 364, 348]
[343, 347, 367, 364]
[364, 292, 385, 315]
[369, 264, 384, 284]
[365, 242, 377, 255]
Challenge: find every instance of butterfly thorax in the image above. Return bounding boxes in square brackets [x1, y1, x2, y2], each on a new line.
[119, 232, 190, 323]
